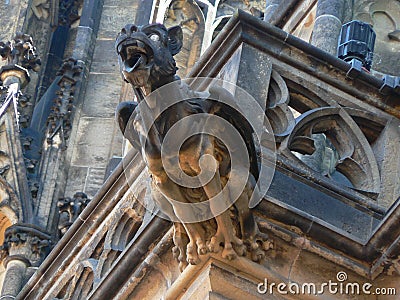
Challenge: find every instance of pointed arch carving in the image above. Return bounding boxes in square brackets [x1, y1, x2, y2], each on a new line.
[97, 194, 145, 278]
[55, 263, 95, 300]
[280, 107, 381, 194]
[266, 70, 295, 135]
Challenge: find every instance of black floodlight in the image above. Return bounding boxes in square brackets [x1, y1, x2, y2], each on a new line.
[337, 20, 376, 71]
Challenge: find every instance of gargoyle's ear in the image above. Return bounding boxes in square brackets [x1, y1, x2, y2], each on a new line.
[167, 26, 183, 56]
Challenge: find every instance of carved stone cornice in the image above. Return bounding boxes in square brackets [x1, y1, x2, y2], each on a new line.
[1, 224, 52, 267]
[57, 192, 90, 236]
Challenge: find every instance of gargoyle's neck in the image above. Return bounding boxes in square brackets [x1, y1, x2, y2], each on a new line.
[137, 74, 179, 98]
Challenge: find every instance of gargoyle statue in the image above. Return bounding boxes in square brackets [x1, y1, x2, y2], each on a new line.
[115, 23, 271, 270]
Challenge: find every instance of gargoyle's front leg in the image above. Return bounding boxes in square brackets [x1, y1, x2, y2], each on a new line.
[234, 182, 270, 262]
[229, 168, 273, 262]
[156, 177, 208, 265]
[203, 171, 246, 260]
[172, 223, 189, 271]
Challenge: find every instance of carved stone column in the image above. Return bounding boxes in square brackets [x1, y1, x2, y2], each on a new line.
[264, 0, 298, 25]
[310, 0, 346, 55]
[0, 224, 51, 299]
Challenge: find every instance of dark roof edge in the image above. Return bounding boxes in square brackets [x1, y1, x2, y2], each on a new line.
[189, 10, 399, 118]
[192, 9, 384, 89]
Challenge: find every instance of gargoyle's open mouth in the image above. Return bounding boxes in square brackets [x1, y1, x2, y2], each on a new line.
[119, 39, 153, 73]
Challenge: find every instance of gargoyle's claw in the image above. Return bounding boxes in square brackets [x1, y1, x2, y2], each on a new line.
[187, 243, 200, 265]
[196, 239, 208, 255]
[208, 236, 222, 253]
[222, 244, 237, 260]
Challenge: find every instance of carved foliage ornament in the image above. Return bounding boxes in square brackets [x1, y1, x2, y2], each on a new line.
[58, 192, 90, 236]
[0, 224, 52, 267]
[0, 33, 41, 72]
[59, 0, 83, 26]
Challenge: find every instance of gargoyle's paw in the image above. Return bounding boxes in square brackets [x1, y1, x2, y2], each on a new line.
[187, 255, 200, 265]
[248, 241, 259, 251]
[233, 243, 246, 257]
[196, 239, 208, 255]
[222, 244, 237, 261]
[187, 244, 200, 265]
[208, 236, 223, 253]
[233, 235, 244, 246]
[251, 248, 265, 262]
[172, 245, 186, 263]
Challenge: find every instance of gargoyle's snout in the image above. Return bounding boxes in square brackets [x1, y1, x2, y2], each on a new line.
[122, 40, 149, 73]
[120, 24, 138, 35]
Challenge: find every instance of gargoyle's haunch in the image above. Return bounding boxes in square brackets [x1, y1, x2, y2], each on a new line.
[115, 23, 271, 269]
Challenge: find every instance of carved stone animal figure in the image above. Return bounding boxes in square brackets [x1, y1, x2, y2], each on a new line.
[115, 23, 270, 270]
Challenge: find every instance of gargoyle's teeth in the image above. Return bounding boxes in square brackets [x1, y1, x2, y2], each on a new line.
[124, 54, 146, 72]
[127, 45, 146, 55]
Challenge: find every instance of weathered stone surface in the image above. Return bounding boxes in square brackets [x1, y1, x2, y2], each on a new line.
[284, 0, 316, 42]
[310, 0, 345, 55]
[84, 167, 106, 197]
[311, 15, 342, 55]
[373, 119, 400, 209]
[82, 74, 121, 117]
[218, 43, 272, 110]
[0, 1, 28, 41]
[97, 5, 139, 40]
[64, 166, 88, 196]
[315, 0, 345, 16]
[267, 171, 376, 241]
[70, 117, 115, 167]
[72, 26, 95, 65]
[91, 39, 120, 74]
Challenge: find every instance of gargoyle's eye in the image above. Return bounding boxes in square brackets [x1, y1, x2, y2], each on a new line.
[149, 34, 160, 42]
